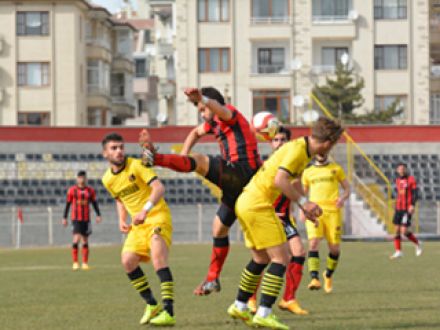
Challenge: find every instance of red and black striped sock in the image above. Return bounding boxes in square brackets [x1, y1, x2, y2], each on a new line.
[394, 235, 402, 251]
[206, 237, 230, 281]
[405, 232, 419, 245]
[82, 244, 89, 263]
[72, 243, 78, 263]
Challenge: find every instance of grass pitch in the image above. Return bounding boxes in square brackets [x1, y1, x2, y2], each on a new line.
[0, 242, 439, 330]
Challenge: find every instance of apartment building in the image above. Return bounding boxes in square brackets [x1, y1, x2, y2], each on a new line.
[0, 0, 136, 126]
[175, 0, 431, 125]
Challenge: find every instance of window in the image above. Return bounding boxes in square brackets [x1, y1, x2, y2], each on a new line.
[252, 0, 289, 22]
[117, 30, 131, 55]
[135, 59, 148, 78]
[257, 48, 285, 73]
[143, 30, 152, 44]
[312, 0, 351, 18]
[374, 95, 406, 115]
[198, 0, 229, 22]
[374, 0, 407, 19]
[17, 12, 49, 35]
[322, 47, 349, 66]
[17, 63, 50, 86]
[87, 60, 110, 94]
[253, 90, 290, 122]
[111, 73, 125, 97]
[18, 112, 50, 126]
[374, 45, 407, 69]
[430, 94, 440, 124]
[198, 48, 230, 73]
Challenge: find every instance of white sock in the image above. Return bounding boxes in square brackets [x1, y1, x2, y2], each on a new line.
[256, 306, 272, 318]
[234, 300, 248, 311]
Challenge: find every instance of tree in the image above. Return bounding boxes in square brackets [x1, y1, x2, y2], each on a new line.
[344, 99, 404, 124]
[312, 62, 365, 120]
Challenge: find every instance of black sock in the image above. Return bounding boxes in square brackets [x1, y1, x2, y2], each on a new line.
[325, 253, 340, 278]
[213, 236, 229, 247]
[157, 267, 174, 316]
[260, 263, 286, 308]
[236, 259, 267, 303]
[127, 266, 157, 305]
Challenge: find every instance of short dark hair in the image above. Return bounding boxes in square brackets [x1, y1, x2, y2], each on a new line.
[278, 126, 291, 140]
[311, 117, 344, 143]
[102, 133, 124, 147]
[396, 163, 407, 168]
[77, 170, 86, 177]
[201, 87, 225, 105]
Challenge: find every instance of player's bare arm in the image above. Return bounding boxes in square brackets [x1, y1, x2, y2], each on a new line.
[132, 179, 165, 226]
[184, 87, 232, 121]
[181, 124, 208, 156]
[336, 179, 350, 209]
[275, 169, 322, 221]
[116, 199, 130, 233]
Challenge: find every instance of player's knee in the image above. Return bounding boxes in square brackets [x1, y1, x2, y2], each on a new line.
[121, 254, 137, 272]
[212, 221, 229, 237]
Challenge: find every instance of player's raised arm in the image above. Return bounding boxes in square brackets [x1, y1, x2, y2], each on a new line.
[184, 87, 233, 121]
[116, 198, 130, 233]
[181, 124, 208, 156]
[132, 179, 165, 226]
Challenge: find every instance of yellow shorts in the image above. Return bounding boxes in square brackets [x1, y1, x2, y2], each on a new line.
[306, 209, 342, 245]
[122, 214, 172, 263]
[235, 192, 287, 250]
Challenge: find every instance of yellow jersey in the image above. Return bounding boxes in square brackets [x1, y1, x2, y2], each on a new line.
[301, 162, 346, 211]
[243, 137, 312, 206]
[102, 157, 171, 218]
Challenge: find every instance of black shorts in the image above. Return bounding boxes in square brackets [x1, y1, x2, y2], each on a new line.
[281, 218, 299, 240]
[72, 220, 92, 236]
[393, 211, 412, 227]
[206, 156, 259, 227]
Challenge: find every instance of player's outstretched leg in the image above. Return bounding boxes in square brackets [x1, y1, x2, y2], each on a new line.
[307, 250, 321, 290]
[279, 256, 308, 315]
[405, 231, 422, 256]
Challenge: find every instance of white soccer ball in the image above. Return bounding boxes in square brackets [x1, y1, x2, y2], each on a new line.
[251, 111, 281, 141]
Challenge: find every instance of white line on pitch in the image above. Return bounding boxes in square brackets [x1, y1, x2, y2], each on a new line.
[0, 264, 121, 272]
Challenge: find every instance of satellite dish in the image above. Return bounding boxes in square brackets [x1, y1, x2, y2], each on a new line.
[290, 58, 303, 71]
[348, 10, 359, 21]
[293, 95, 305, 107]
[302, 109, 320, 124]
[156, 113, 168, 124]
[340, 52, 350, 66]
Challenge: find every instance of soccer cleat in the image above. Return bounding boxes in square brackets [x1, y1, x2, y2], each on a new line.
[323, 271, 333, 294]
[193, 279, 221, 296]
[252, 313, 289, 330]
[278, 299, 309, 315]
[139, 304, 162, 325]
[227, 303, 253, 326]
[248, 298, 257, 314]
[72, 262, 80, 271]
[138, 129, 157, 167]
[390, 250, 403, 260]
[150, 310, 176, 326]
[307, 278, 321, 290]
[416, 242, 423, 257]
[81, 263, 90, 271]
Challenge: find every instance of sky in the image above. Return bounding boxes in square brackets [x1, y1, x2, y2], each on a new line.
[89, 0, 136, 14]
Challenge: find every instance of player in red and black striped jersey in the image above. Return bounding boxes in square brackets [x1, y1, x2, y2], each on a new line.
[390, 163, 422, 259]
[140, 87, 262, 295]
[62, 171, 102, 270]
[247, 126, 309, 315]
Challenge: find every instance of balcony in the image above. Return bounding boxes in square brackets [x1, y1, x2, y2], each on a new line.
[87, 86, 111, 109]
[250, 16, 292, 24]
[111, 87, 135, 118]
[157, 40, 174, 59]
[112, 56, 134, 73]
[86, 39, 112, 63]
[311, 16, 356, 39]
[251, 64, 290, 75]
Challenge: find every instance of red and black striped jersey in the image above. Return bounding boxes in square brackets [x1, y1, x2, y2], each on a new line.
[203, 104, 261, 169]
[66, 186, 97, 221]
[395, 176, 417, 211]
[274, 194, 291, 224]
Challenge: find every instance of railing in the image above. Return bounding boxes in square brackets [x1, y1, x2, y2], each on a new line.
[311, 92, 395, 233]
[312, 15, 351, 23]
[87, 85, 109, 96]
[252, 64, 289, 75]
[86, 37, 111, 50]
[250, 16, 291, 24]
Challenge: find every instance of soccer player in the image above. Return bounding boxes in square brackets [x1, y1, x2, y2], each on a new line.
[228, 118, 343, 329]
[140, 86, 261, 295]
[247, 127, 308, 316]
[101, 133, 175, 326]
[62, 170, 101, 270]
[390, 163, 422, 259]
[300, 154, 350, 294]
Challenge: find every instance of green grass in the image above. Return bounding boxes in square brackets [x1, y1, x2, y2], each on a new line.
[1, 242, 440, 330]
